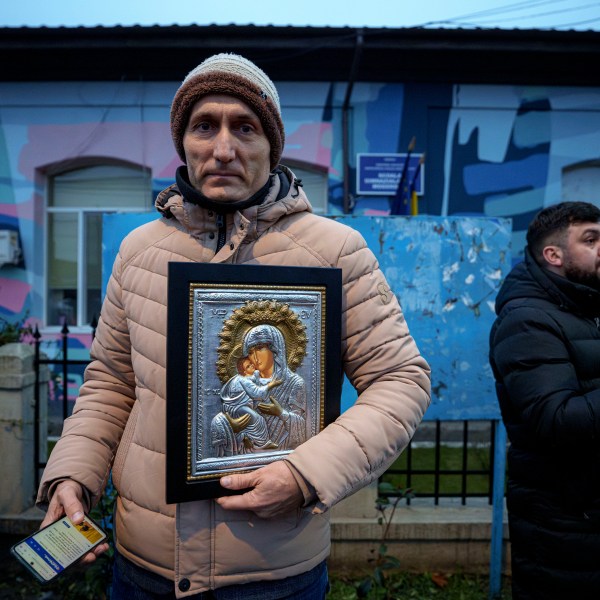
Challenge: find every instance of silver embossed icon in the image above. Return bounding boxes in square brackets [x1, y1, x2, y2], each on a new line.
[188, 290, 325, 481]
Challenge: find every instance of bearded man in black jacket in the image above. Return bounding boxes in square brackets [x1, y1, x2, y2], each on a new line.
[490, 201, 600, 600]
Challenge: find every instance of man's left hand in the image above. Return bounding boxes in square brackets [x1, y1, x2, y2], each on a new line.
[216, 460, 303, 518]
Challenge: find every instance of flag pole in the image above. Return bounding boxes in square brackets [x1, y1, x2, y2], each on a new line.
[409, 153, 425, 216]
[390, 136, 416, 215]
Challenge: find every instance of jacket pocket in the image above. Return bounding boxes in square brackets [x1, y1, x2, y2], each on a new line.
[112, 401, 140, 490]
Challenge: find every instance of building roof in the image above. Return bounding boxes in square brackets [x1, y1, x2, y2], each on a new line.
[2, 23, 599, 86]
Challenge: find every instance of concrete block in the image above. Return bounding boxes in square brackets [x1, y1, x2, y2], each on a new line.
[330, 503, 511, 575]
[0, 343, 48, 514]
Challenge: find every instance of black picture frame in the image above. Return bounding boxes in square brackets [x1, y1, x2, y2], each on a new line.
[166, 263, 342, 503]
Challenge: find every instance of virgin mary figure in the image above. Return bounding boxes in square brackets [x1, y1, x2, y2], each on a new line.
[210, 323, 307, 457]
[243, 323, 307, 450]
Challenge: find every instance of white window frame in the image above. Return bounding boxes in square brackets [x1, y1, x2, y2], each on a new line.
[44, 162, 153, 333]
[281, 159, 329, 214]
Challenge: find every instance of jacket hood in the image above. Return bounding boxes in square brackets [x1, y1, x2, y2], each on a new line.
[496, 247, 600, 317]
[154, 164, 311, 231]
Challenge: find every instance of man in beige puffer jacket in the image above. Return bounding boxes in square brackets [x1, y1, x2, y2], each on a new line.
[37, 53, 431, 599]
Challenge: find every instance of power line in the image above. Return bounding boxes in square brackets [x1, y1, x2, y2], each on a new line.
[417, 0, 600, 29]
[471, 2, 600, 25]
[554, 15, 600, 27]
[442, 0, 568, 21]
[418, 0, 600, 30]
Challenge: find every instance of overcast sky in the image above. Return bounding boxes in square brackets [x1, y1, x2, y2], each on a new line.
[2, 0, 599, 30]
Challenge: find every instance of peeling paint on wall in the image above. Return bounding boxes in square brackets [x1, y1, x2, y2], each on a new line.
[100, 213, 511, 420]
[333, 215, 512, 420]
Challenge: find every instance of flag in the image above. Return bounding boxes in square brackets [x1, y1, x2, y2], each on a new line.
[409, 153, 425, 216]
[389, 137, 415, 215]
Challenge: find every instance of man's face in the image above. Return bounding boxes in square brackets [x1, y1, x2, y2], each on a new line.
[183, 94, 271, 203]
[559, 222, 600, 290]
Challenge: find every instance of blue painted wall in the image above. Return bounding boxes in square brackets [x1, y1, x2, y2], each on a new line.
[103, 213, 512, 420]
[334, 215, 511, 419]
[1, 79, 598, 328]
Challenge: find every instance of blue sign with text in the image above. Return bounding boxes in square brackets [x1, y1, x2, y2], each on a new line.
[357, 153, 424, 196]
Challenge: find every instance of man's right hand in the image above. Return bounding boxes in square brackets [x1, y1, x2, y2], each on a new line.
[40, 480, 109, 564]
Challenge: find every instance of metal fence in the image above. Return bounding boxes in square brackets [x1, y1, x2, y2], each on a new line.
[33, 320, 96, 485]
[380, 419, 498, 506]
[33, 325, 498, 505]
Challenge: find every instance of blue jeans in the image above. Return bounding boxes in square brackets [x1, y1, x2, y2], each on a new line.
[111, 551, 329, 599]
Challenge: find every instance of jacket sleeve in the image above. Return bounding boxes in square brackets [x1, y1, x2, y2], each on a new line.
[285, 228, 431, 511]
[37, 251, 136, 509]
[490, 304, 600, 450]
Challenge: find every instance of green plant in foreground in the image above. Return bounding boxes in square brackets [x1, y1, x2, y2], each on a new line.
[330, 571, 512, 599]
[356, 481, 414, 599]
[0, 312, 33, 347]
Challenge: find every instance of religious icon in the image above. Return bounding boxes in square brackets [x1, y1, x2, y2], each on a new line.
[166, 263, 342, 502]
[211, 307, 309, 457]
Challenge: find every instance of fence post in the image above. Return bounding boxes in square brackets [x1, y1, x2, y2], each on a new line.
[0, 342, 49, 513]
[488, 419, 507, 599]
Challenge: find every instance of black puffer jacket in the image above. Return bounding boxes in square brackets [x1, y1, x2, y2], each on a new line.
[490, 248, 600, 600]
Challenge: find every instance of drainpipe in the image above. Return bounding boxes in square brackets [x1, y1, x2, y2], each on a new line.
[342, 29, 364, 214]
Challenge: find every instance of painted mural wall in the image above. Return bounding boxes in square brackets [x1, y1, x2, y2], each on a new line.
[1, 78, 599, 339]
[335, 215, 511, 420]
[101, 212, 511, 420]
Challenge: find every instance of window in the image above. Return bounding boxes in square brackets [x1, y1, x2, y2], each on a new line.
[562, 160, 600, 206]
[47, 163, 152, 327]
[282, 160, 329, 214]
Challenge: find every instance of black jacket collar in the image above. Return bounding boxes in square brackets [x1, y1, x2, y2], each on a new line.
[175, 166, 271, 214]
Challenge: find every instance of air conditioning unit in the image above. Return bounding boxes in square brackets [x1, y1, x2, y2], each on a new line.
[0, 230, 21, 267]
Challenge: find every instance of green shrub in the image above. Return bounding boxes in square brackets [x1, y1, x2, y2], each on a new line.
[0, 313, 33, 347]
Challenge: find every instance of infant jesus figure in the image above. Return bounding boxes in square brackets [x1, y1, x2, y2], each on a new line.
[219, 356, 283, 451]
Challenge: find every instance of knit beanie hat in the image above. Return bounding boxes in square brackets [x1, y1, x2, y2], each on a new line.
[170, 53, 285, 171]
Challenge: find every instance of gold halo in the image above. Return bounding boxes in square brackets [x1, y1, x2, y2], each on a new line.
[216, 300, 307, 384]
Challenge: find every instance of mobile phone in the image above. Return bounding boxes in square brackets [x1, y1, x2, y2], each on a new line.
[11, 514, 108, 584]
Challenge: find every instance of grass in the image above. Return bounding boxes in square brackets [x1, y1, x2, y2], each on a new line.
[381, 445, 494, 498]
[328, 571, 512, 599]
[0, 558, 512, 600]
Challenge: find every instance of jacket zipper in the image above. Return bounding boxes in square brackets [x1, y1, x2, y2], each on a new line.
[215, 214, 226, 253]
